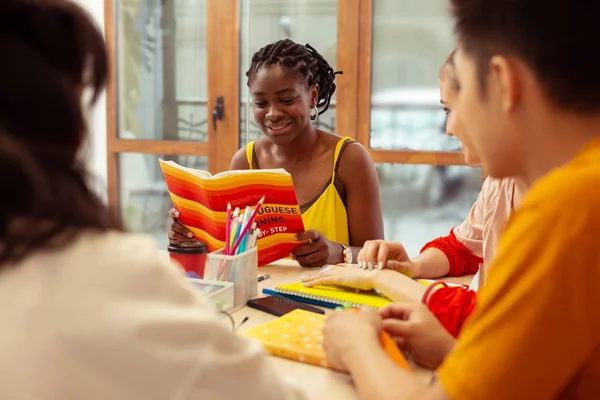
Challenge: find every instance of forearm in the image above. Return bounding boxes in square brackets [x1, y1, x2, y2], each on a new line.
[419, 231, 483, 277]
[370, 269, 426, 303]
[343, 341, 430, 400]
[412, 248, 451, 278]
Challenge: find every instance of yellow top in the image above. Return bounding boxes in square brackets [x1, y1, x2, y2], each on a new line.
[246, 137, 351, 245]
[438, 137, 600, 399]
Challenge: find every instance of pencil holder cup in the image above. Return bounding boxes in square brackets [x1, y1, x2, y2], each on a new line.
[204, 247, 258, 309]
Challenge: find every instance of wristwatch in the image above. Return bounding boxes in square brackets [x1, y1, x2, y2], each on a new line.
[340, 243, 353, 264]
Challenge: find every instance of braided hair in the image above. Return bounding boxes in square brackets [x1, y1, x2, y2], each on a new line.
[246, 39, 342, 116]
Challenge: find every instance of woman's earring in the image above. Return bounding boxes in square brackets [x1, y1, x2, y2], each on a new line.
[310, 106, 319, 121]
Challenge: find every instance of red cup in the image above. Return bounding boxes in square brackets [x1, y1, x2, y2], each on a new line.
[168, 242, 208, 278]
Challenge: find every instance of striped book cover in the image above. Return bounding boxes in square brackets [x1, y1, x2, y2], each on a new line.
[159, 160, 305, 266]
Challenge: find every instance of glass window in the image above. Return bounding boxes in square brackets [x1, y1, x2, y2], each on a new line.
[370, 0, 459, 151]
[239, 0, 337, 148]
[378, 164, 481, 256]
[119, 153, 208, 249]
[117, 0, 208, 141]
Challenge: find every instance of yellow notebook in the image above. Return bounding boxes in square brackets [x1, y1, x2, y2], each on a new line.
[273, 281, 392, 309]
[243, 309, 335, 370]
[243, 309, 411, 372]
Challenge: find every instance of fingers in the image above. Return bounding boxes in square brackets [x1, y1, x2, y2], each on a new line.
[378, 302, 421, 321]
[376, 241, 391, 269]
[358, 240, 409, 271]
[295, 229, 321, 243]
[362, 241, 380, 269]
[291, 242, 320, 257]
[292, 230, 324, 257]
[295, 253, 327, 268]
[168, 230, 190, 242]
[301, 275, 338, 287]
[357, 247, 366, 267]
[292, 231, 330, 268]
[168, 208, 180, 220]
[301, 269, 346, 286]
[357, 240, 382, 270]
[392, 336, 406, 348]
[170, 221, 194, 239]
[382, 319, 412, 338]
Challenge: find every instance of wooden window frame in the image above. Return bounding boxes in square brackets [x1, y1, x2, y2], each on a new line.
[105, 0, 475, 216]
[104, 0, 240, 214]
[337, 0, 467, 167]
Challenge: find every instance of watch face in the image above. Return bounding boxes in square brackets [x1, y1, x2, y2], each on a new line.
[344, 247, 353, 263]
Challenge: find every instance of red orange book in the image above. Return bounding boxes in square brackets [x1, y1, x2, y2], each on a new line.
[159, 160, 305, 266]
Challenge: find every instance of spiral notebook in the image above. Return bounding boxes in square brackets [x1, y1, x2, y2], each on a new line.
[268, 281, 392, 309]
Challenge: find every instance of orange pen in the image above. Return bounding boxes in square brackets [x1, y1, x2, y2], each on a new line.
[346, 307, 411, 372]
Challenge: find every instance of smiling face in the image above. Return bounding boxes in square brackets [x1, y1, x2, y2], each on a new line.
[249, 65, 318, 145]
[439, 62, 481, 166]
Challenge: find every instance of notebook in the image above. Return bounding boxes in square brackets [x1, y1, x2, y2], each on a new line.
[243, 309, 335, 369]
[243, 309, 411, 372]
[271, 281, 392, 309]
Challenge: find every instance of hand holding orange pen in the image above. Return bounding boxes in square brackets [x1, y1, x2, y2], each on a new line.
[342, 305, 412, 372]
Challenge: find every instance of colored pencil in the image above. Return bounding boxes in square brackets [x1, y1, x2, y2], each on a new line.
[237, 206, 251, 255]
[227, 207, 240, 254]
[230, 196, 265, 255]
[224, 203, 232, 255]
[228, 216, 239, 254]
[245, 222, 258, 252]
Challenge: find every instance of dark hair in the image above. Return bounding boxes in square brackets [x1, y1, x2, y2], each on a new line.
[450, 0, 600, 112]
[0, 0, 119, 264]
[246, 39, 342, 116]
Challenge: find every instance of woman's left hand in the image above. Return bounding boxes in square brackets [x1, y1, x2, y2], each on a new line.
[322, 309, 382, 372]
[291, 229, 343, 268]
[301, 266, 377, 291]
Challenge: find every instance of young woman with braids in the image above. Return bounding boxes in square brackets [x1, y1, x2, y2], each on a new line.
[0, 1, 308, 398]
[170, 39, 384, 268]
[303, 50, 528, 368]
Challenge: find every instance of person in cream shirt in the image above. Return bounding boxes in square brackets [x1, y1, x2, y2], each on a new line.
[0, 1, 306, 399]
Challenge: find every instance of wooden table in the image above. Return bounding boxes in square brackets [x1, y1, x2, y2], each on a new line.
[229, 259, 472, 400]
[159, 250, 471, 399]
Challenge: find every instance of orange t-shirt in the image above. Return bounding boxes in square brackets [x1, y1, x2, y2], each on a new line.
[438, 137, 600, 399]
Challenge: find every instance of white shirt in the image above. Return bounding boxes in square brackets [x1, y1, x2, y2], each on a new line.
[0, 231, 307, 400]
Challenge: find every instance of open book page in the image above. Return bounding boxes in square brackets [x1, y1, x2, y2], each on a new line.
[213, 168, 289, 178]
[159, 160, 288, 179]
[159, 159, 305, 266]
[159, 160, 214, 179]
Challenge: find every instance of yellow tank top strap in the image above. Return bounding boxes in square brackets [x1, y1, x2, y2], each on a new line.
[245, 141, 256, 170]
[331, 136, 353, 181]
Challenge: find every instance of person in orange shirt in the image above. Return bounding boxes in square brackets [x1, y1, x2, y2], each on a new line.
[321, 0, 600, 398]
